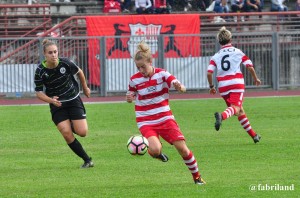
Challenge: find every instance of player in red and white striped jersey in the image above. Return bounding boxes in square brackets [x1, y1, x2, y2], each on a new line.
[207, 26, 262, 143]
[126, 41, 205, 185]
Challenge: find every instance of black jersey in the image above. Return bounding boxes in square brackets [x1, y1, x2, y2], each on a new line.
[34, 57, 80, 102]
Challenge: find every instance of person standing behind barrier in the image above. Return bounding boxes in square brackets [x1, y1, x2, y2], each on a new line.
[126, 41, 206, 185]
[135, 0, 153, 14]
[207, 26, 262, 144]
[34, 39, 94, 168]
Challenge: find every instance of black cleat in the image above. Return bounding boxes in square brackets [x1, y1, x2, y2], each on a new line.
[253, 134, 261, 144]
[214, 112, 222, 131]
[194, 177, 206, 185]
[156, 153, 169, 162]
[81, 158, 94, 168]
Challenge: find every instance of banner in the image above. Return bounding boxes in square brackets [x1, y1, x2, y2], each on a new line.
[86, 14, 200, 86]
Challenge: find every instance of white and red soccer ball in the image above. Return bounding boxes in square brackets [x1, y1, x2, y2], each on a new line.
[127, 135, 149, 155]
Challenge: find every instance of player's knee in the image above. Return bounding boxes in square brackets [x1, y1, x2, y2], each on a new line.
[148, 147, 161, 157]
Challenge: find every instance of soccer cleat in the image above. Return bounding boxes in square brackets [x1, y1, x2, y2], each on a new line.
[253, 134, 261, 144]
[156, 153, 169, 162]
[214, 112, 222, 131]
[81, 158, 94, 168]
[194, 177, 206, 185]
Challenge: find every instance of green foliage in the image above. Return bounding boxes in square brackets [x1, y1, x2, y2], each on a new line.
[0, 97, 299, 197]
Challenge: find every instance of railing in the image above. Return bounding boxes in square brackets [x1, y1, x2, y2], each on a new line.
[1, 33, 300, 96]
[1, 11, 300, 97]
[0, 4, 51, 37]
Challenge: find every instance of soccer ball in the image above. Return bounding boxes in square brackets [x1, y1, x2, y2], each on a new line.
[127, 135, 149, 155]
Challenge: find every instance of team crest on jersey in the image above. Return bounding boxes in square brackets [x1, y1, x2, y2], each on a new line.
[60, 67, 66, 74]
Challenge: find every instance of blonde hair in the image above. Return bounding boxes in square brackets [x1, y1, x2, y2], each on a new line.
[42, 39, 57, 52]
[217, 26, 232, 45]
[134, 41, 152, 63]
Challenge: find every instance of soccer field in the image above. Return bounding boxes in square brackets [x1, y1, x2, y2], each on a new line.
[0, 96, 299, 197]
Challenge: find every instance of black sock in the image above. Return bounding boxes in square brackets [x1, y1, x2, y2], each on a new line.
[68, 138, 90, 162]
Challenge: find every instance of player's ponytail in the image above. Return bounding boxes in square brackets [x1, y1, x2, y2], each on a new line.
[217, 26, 232, 46]
[134, 40, 152, 63]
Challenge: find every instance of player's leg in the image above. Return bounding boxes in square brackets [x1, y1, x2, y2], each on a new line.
[61, 98, 93, 168]
[214, 93, 241, 131]
[237, 106, 261, 143]
[140, 125, 168, 162]
[71, 119, 88, 137]
[173, 140, 205, 185]
[147, 136, 168, 162]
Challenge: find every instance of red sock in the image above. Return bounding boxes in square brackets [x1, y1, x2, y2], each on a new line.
[183, 151, 200, 180]
[221, 107, 236, 120]
[238, 114, 257, 138]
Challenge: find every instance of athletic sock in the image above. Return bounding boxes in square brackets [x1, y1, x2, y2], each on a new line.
[183, 151, 200, 180]
[238, 114, 257, 138]
[68, 138, 90, 162]
[221, 106, 236, 120]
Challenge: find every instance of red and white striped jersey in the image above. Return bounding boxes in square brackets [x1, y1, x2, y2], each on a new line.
[207, 44, 253, 96]
[128, 67, 177, 129]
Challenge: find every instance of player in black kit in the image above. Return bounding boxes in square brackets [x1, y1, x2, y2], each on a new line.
[34, 39, 94, 168]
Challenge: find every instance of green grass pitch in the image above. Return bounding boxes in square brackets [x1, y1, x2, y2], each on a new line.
[0, 96, 299, 197]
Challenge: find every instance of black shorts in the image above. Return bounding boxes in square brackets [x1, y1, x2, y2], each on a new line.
[50, 96, 86, 125]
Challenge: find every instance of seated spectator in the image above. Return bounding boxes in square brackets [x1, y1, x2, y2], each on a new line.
[153, 0, 171, 13]
[214, 0, 229, 13]
[197, 0, 212, 11]
[119, 0, 131, 13]
[243, 0, 262, 12]
[135, 0, 153, 14]
[231, 0, 245, 21]
[243, 0, 262, 18]
[271, 0, 288, 12]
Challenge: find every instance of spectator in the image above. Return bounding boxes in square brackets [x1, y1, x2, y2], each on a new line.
[243, 0, 262, 12]
[184, 0, 192, 12]
[214, 0, 229, 13]
[167, 0, 174, 11]
[231, 0, 245, 22]
[153, 0, 170, 14]
[198, 0, 212, 11]
[243, 0, 262, 19]
[271, 0, 288, 12]
[119, 0, 131, 13]
[135, 0, 153, 14]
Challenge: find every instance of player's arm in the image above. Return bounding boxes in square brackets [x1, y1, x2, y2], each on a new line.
[247, 66, 261, 86]
[77, 68, 90, 98]
[36, 91, 61, 107]
[207, 71, 216, 95]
